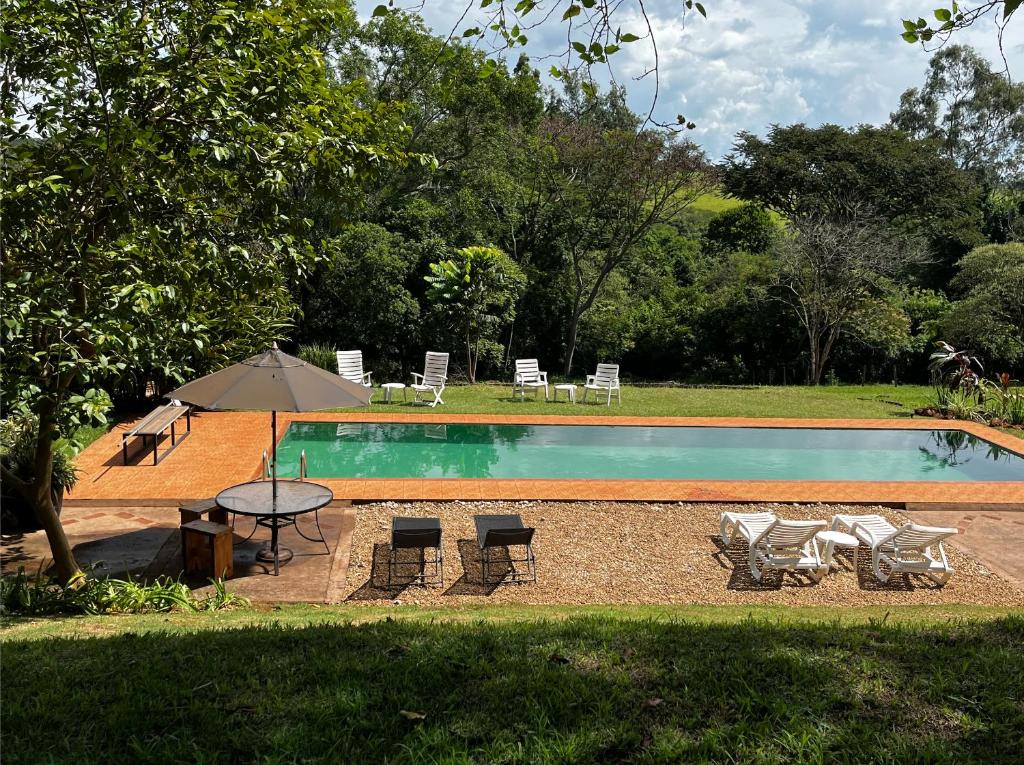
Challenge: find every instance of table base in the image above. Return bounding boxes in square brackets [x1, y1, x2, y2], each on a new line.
[256, 544, 294, 565]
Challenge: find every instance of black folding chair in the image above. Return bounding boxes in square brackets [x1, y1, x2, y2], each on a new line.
[474, 514, 536, 585]
[388, 517, 444, 588]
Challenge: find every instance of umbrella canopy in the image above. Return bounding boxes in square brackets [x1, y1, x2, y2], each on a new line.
[169, 344, 370, 412]
[169, 344, 370, 505]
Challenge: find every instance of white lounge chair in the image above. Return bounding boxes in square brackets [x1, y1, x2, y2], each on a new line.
[582, 363, 621, 405]
[832, 514, 957, 585]
[336, 350, 373, 402]
[720, 511, 776, 546]
[740, 518, 829, 582]
[411, 352, 448, 407]
[512, 358, 548, 401]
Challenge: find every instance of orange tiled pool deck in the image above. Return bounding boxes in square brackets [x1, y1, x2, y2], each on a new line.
[67, 412, 1024, 506]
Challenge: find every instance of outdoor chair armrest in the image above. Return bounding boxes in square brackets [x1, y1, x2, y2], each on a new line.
[538, 371, 548, 383]
[411, 372, 424, 384]
[362, 371, 372, 386]
[585, 374, 596, 385]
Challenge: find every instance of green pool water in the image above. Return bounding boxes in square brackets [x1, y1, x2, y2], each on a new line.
[273, 423, 1024, 482]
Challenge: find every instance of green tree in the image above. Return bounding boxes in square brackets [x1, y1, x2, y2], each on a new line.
[891, 45, 1024, 184]
[942, 242, 1024, 367]
[702, 204, 779, 256]
[722, 123, 984, 286]
[425, 246, 525, 383]
[529, 106, 712, 375]
[297, 224, 423, 377]
[1, 0, 408, 582]
[774, 215, 927, 385]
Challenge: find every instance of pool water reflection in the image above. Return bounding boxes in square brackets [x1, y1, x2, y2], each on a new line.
[273, 423, 1024, 482]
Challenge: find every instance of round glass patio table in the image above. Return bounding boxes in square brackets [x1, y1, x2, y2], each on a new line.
[216, 480, 333, 576]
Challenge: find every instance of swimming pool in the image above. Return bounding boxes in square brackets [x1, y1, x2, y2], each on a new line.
[274, 423, 1024, 482]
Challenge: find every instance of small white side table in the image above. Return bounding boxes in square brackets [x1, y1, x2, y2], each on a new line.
[381, 382, 407, 403]
[553, 384, 577, 403]
[816, 530, 859, 570]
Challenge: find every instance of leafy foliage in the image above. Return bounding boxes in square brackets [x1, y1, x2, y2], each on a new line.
[774, 215, 927, 384]
[892, 45, 1024, 184]
[425, 246, 525, 383]
[0, 568, 248, 616]
[297, 343, 339, 374]
[942, 243, 1024, 366]
[1, 0, 411, 580]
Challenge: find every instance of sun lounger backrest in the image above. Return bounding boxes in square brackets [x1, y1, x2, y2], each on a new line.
[762, 520, 825, 548]
[336, 350, 365, 383]
[890, 523, 957, 549]
[422, 352, 449, 386]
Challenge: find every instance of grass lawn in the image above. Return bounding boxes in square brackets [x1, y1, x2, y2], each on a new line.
[361, 383, 934, 420]
[3, 604, 1022, 764]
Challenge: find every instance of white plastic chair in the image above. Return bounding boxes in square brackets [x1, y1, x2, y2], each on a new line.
[336, 350, 373, 402]
[411, 352, 448, 407]
[832, 514, 957, 585]
[740, 518, 829, 582]
[582, 363, 621, 405]
[720, 511, 776, 546]
[512, 358, 548, 401]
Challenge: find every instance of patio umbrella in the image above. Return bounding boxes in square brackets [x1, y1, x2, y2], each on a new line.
[168, 343, 370, 502]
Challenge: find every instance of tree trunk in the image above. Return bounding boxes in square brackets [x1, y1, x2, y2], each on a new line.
[563, 311, 581, 377]
[24, 401, 81, 584]
[465, 325, 476, 384]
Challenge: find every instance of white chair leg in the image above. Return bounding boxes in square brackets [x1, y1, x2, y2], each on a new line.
[822, 540, 836, 567]
[719, 516, 733, 546]
[749, 548, 763, 581]
[872, 547, 889, 582]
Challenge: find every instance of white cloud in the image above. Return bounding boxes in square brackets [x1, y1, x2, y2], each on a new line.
[356, 1, 1023, 158]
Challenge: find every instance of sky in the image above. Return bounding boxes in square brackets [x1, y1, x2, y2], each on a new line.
[355, 0, 1023, 159]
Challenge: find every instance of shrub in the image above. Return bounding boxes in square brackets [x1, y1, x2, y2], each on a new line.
[0, 568, 249, 616]
[0, 417, 79, 530]
[297, 343, 338, 373]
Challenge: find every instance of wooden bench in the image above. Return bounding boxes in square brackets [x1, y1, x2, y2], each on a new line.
[122, 403, 191, 465]
[181, 520, 233, 579]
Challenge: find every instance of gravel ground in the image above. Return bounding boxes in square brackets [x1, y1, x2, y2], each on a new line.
[342, 501, 1024, 607]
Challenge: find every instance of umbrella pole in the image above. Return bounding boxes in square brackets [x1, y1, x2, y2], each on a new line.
[271, 410, 278, 507]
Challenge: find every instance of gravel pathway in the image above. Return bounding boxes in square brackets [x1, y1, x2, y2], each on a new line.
[342, 501, 1024, 607]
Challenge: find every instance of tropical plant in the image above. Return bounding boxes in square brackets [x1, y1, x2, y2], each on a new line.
[0, 568, 250, 616]
[0, 417, 79, 529]
[983, 374, 1024, 425]
[425, 245, 525, 383]
[940, 387, 989, 422]
[929, 341, 984, 390]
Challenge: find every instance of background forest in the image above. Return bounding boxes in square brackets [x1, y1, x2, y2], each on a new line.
[289, 11, 1023, 389]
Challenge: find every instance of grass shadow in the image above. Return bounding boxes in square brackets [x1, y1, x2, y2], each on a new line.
[3, 614, 1022, 763]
